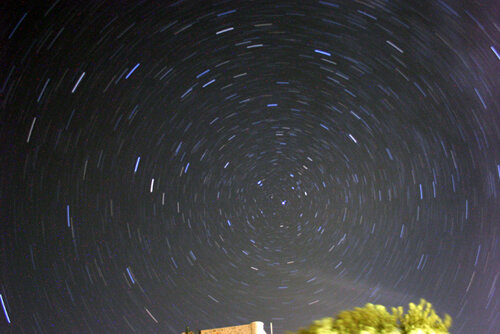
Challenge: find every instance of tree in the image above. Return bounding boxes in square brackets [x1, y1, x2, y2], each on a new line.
[287, 299, 452, 334]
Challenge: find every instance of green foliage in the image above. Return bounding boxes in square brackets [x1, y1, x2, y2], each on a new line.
[399, 299, 452, 334]
[330, 303, 401, 334]
[287, 299, 451, 334]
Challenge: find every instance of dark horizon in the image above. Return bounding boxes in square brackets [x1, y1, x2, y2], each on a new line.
[0, 0, 499, 333]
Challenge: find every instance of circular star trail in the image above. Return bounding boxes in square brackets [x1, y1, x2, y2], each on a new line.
[1, 1, 499, 333]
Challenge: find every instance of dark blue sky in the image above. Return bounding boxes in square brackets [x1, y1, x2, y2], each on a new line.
[0, 0, 498, 333]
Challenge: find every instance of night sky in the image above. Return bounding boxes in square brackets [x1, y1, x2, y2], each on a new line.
[0, 0, 499, 333]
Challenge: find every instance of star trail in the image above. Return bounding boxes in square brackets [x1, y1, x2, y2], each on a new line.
[0, 0, 499, 333]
